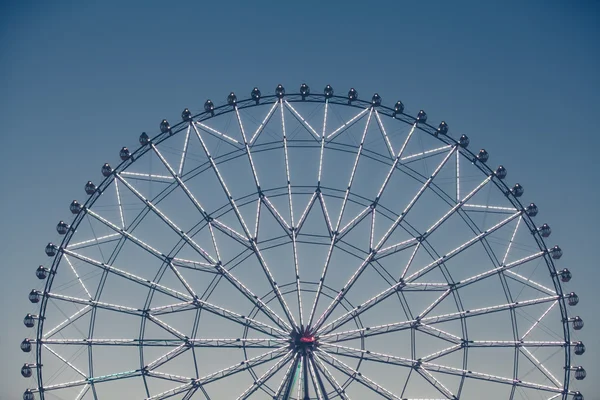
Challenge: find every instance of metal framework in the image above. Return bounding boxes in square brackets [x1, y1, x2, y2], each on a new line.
[21, 84, 586, 399]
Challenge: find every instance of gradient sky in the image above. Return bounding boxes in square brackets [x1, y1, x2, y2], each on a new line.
[1, 1, 599, 398]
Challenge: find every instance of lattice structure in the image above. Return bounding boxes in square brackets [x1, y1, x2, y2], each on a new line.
[22, 84, 585, 400]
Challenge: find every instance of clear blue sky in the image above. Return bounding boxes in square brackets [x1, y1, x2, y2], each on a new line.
[1, 1, 598, 398]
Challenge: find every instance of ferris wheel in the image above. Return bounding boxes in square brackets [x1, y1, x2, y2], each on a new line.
[21, 83, 586, 399]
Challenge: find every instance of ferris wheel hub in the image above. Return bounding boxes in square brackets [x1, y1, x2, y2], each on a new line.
[299, 335, 315, 344]
[291, 329, 318, 353]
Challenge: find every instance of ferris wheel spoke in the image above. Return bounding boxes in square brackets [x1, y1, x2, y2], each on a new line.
[291, 232, 304, 327]
[44, 291, 143, 316]
[207, 222, 222, 264]
[469, 340, 574, 350]
[418, 289, 453, 320]
[317, 192, 335, 235]
[75, 384, 91, 400]
[150, 142, 251, 251]
[295, 191, 318, 234]
[113, 173, 291, 332]
[336, 205, 372, 242]
[422, 294, 561, 329]
[400, 144, 454, 164]
[316, 280, 408, 335]
[333, 108, 373, 233]
[306, 236, 335, 329]
[38, 337, 288, 348]
[113, 179, 126, 228]
[314, 102, 335, 237]
[369, 209, 376, 251]
[311, 353, 350, 400]
[455, 150, 461, 201]
[326, 106, 370, 140]
[180, 388, 198, 400]
[307, 109, 374, 327]
[304, 354, 325, 400]
[215, 262, 292, 331]
[149, 347, 289, 399]
[422, 361, 568, 394]
[194, 121, 243, 150]
[210, 215, 252, 248]
[235, 350, 295, 399]
[368, 120, 419, 210]
[374, 237, 418, 262]
[279, 352, 301, 399]
[284, 100, 321, 141]
[521, 301, 558, 340]
[403, 282, 450, 292]
[520, 346, 562, 387]
[319, 342, 569, 396]
[375, 173, 493, 262]
[177, 125, 191, 176]
[332, 117, 420, 245]
[374, 142, 457, 249]
[454, 250, 547, 291]
[35, 369, 142, 394]
[417, 323, 462, 345]
[315, 348, 401, 399]
[148, 299, 288, 338]
[317, 280, 451, 336]
[319, 342, 414, 368]
[260, 194, 293, 235]
[253, 197, 262, 240]
[374, 110, 395, 159]
[416, 366, 457, 399]
[168, 260, 202, 300]
[67, 232, 121, 250]
[297, 355, 306, 400]
[504, 270, 556, 296]
[249, 100, 279, 145]
[192, 121, 298, 330]
[146, 314, 187, 340]
[145, 369, 194, 385]
[120, 171, 175, 183]
[278, 99, 306, 327]
[62, 255, 93, 298]
[320, 294, 563, 343]
[43, 343, 88, 378]
[501, 215, 522, 264]
[404, 210, 524, 284]
[318, 272, 453, 336]
[145, 343, 189, 370]
[463, 203, 518, 213]
[317, 100, 328, 187]
[61, 248, 192, 302]
[115, 173, 217, 264]
[199, 266, 292, 331]
[43, 305, 92, 339]
[424, 175, 492, 235]
[398, 241, 421, 281]
[321, 99, 329, 138]
[312, 145, 458, 332]
[420, 343, 463, 363]
[84, 207, 211, 269]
